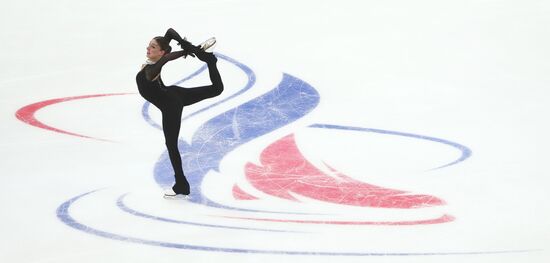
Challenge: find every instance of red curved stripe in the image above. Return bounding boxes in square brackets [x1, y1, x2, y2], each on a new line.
[15, 93, 132, 141]
[245, 134, 446, 209]
[232, 184, 258, 200]
[219, 214, 455, 225]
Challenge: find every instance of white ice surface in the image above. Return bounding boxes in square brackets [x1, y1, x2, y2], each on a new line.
[1, 0, 549, 262]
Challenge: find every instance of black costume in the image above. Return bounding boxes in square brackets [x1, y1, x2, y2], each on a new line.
[136, 29, 223, 194]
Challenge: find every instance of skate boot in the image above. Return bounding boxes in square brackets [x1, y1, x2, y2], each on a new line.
[163, 188, 189, 200]
[198, 37, 216, 52]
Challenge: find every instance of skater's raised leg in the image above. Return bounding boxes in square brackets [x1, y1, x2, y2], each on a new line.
[169, 51, 223, 106]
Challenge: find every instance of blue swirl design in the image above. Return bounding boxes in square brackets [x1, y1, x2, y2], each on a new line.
[142, 53, 322, 213]
[153, 73, 320, 211]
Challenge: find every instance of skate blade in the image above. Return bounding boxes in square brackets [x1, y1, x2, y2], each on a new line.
[200, 37, 216, 53]
[163, 194, 190, 200]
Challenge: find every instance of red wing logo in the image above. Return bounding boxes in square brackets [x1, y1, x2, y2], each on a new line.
[243, 134, 444, 209]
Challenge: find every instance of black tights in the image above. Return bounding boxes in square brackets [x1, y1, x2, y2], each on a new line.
[155, 63, 223, 194]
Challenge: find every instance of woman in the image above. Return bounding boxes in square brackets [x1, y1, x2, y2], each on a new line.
[136, 28, 223, 198]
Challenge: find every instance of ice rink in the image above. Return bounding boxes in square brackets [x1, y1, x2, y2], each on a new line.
[1, 0, 549, 262]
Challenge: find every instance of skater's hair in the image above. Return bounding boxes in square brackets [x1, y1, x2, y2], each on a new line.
[153, 36, 172, 54]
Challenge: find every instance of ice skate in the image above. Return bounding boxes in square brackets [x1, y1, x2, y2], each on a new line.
[163, 188, 189, 200]
[178, 37, 216, 57]
[198, 37, 216, 52]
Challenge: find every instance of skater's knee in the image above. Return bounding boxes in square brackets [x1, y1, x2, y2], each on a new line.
[213, 83, 224, 96]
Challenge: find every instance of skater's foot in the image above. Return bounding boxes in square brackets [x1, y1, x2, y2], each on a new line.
[163, 188, 189, 200]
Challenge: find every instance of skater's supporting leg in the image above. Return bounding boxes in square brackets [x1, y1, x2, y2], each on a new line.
[161, 106, 190, 194]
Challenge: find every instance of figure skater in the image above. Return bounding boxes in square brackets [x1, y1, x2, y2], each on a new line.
[136, 28, 223, 199]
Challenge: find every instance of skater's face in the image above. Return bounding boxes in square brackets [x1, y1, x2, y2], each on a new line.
[146, 39, 166, 61]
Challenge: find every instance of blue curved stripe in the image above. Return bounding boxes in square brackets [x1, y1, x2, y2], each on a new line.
[57, 191, 538, 256]
[116, 193, 302, 233]
[154, 73, 320, 212]
[174, 64, 208, 86]
[141, 103, 162, 130]
[309, 124, 472, 170]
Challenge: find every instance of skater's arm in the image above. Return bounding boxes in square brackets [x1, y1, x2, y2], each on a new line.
[164, 28, 185, 43]
[164, 28, 196, 57]
[144, 51, 187, 81]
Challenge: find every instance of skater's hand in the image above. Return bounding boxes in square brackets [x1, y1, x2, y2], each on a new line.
[196, 51, 217, 64]
[176, 44, 195, 58]
[176, 39, 196, 58]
